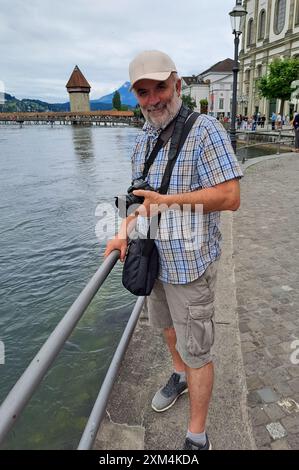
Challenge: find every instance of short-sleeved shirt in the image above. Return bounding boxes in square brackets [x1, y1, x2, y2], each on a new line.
[131, 114, 243, 284]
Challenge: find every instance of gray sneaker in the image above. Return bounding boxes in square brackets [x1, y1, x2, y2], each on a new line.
[151, 373, 188, 412]
[183, 434, 212, 450]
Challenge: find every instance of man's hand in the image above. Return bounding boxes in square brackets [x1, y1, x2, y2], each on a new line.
[132, 190, 164, 217]
[104, 214, 137, 262]
[104, 237, 127, 263]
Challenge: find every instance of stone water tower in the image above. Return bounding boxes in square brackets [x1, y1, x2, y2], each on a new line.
[66, 65, 91, 112]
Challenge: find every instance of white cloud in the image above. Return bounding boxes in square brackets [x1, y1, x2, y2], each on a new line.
[0, 0, 237, 102]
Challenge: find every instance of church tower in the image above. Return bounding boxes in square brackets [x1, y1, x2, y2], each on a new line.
[66, 65, 91, 112]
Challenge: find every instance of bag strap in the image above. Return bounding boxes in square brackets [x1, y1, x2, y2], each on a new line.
[142, 105, 191, 180]
[159, 111, 199, 195]
[142, 119, 176, 179]
[143, 110, 200, 253]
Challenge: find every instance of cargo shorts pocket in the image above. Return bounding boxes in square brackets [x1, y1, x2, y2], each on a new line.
[186, 303, 215, 356]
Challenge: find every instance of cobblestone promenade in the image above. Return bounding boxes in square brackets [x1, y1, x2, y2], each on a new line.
[234, 154, 299, 450]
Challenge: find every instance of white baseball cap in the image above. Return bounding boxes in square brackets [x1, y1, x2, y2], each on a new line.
[129, 50, 177, 90]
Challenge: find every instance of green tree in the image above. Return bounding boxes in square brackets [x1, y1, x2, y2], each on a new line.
[258, 57, 299, 115]
[112, 90, 121, 110]
[133, 104, 144, 120]
[200, 98, 208, 115]
[181, 94, 196, 111]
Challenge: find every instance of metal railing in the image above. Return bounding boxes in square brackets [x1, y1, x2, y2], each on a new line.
[0, 251, 145, 449]
[236, 129, 295, 163]
[78, 295, 145, 450]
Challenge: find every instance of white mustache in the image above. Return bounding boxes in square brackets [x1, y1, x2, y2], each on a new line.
[147, 104, 165, 112]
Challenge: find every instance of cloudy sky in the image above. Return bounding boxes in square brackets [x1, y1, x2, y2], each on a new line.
[0, 0, 237, 103]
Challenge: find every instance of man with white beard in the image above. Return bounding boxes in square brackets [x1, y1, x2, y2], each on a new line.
[105, 50, 243, 450]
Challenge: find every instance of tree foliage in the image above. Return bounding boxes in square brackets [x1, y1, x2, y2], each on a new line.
[181, 94, 196, 111]
[112, 90, 121, 110]
[200, 98, 208, 114]
[258, 57, 299, 114]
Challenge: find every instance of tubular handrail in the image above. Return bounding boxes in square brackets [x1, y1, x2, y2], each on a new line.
[236, 129, 294, 136]
[237, 129, 295, 163]
[77, 295, 145, 450]
[0, 250, 121, 446]
[238, 141, 284, 150]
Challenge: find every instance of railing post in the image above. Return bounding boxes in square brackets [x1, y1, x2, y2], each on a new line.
[242, 131, 250, 164]
[277, 130, 281, 155]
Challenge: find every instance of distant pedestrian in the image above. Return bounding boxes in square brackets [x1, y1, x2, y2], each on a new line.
[293, 112, 299, 152]
[276, 113, 282, 129]
[257, 112, 261, 126]
[252, 113, 257, 131]
[271, 112, 276, 131]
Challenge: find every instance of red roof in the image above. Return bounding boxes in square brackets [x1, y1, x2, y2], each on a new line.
[199, 58, 234, 77]
[66, 66, 91, 90]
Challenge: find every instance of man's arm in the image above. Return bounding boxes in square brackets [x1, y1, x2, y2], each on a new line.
[133, 178, 240, 215]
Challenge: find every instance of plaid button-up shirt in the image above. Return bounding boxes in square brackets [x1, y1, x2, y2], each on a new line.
[131, 114, 243, 284]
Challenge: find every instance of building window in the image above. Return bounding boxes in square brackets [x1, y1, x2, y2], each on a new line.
[245, 69, 251, 82]
[247, 18, 254, 46]
[256, 64, 263, 78]
[219, 98, 224, 110]
[274, 0, 286, 35]
[296, 0, 299, 25]
[258, 10, 266, 40]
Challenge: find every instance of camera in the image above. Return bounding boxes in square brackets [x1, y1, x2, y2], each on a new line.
[115, 178, 155, 218]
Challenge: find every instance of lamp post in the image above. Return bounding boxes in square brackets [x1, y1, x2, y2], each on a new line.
[229, 0, 247, 154]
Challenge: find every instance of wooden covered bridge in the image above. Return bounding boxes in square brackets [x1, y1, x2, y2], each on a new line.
[0, 110, 142, 127]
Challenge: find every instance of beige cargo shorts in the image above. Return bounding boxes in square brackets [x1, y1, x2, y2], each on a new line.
[144, 261, 218, 369]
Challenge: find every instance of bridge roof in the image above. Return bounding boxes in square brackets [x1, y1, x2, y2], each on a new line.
[66, 66, 91, 90]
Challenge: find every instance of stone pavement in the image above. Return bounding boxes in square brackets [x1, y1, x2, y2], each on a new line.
[234, 153, 299, 450]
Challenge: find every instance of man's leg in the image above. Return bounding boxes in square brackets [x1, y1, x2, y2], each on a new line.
[165, 325, 213, 433]
[163, 326, 185, 372]
[186, 362, 214, 433]
[148, 283, 188, 413]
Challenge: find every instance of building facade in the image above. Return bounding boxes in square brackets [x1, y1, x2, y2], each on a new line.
[181, 59, 234, 118]
[66, 65, 91, 113]
[239, 0, 299, 118]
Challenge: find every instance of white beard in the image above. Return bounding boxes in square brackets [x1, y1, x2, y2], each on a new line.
[142, 91, 182, 130]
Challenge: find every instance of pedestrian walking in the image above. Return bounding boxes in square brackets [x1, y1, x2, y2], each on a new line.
[293, 112, 299, 152]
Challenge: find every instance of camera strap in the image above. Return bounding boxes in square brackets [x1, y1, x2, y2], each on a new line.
[142, 104, 191, 180]
[159, 110, 200, 195]
[143, 108, 200, 253]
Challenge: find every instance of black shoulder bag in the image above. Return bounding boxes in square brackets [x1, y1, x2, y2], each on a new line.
[122, 107, 199, 296]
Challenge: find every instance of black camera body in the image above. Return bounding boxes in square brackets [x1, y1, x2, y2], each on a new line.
[115, 178, 155, 218]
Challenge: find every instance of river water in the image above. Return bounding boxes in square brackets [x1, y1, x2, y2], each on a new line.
[0, 124, 139, 449]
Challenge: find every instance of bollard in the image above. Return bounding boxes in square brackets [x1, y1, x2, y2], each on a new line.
[242, 131, 250, 163]
[277, 130, 281, 154]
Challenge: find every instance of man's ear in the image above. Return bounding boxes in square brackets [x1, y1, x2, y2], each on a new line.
[176, 78, 182, 97]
